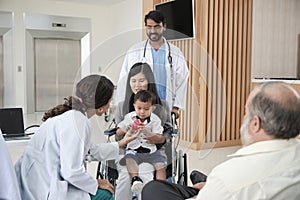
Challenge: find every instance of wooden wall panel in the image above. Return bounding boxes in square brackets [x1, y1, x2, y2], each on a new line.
[143, 0, 252, 149]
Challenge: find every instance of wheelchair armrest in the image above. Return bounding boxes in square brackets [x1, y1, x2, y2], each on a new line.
[104, 127, 118, 137]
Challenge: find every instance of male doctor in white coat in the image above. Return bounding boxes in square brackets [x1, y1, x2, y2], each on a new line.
[114, 10, 189, 200]
[115, 10, 189, 118]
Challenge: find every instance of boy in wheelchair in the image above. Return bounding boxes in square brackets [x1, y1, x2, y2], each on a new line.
[116, 90, 167, 194]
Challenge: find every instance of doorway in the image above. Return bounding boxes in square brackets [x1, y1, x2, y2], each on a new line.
[34, 38, 81, 111]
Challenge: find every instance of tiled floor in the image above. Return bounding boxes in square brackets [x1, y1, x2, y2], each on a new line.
[7, 112, 241, 186]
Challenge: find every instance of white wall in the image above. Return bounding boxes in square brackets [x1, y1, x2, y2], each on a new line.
[0, 0, 142, 112]
[252, 0, 300, 79]
[90, 0, 143, 84]
[0, 11, 14, 107]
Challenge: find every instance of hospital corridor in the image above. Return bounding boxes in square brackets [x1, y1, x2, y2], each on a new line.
[1, 0, 300, 199]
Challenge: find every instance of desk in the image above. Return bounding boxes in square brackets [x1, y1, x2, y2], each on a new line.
[5, 122, 39, 163]
[6, 138, 30, 147]
[6, 138, 30, 163]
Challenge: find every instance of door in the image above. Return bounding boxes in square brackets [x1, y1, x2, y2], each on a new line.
[34, 38, 81, 111]
[298, 34, 300, 79]
[0, 37, 3, 107]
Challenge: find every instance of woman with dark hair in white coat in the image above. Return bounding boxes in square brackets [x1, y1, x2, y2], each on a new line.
[15, 75, 138, 200]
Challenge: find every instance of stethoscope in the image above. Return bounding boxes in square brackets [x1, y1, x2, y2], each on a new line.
[142, 39, 176, 103]
[142, 39, 173, 68]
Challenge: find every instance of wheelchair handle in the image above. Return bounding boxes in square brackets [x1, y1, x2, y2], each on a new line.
[171, 112, 178, 129]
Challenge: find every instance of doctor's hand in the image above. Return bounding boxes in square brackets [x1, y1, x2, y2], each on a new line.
[117, 125, 132, 136]
[118, 129, 141, 148]
[97, 179, 114, 194]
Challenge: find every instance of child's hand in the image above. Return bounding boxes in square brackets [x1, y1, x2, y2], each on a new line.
[143, 130, 165, 144]
[141, 127, 153, 137]
[125, 129, 141, 140]
[118, 129, 141, 148]
[132, 119, 144, 130]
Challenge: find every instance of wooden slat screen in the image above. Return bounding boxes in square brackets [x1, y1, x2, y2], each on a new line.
[143, 0, 252, 149]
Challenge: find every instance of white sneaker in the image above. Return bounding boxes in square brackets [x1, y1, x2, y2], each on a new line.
[131, 180, 143, 194]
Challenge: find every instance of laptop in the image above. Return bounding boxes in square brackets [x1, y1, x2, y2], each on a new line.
[0, 108, 30, 140]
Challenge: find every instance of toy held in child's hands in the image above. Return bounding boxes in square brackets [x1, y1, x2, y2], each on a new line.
[132, 119, 144, 130]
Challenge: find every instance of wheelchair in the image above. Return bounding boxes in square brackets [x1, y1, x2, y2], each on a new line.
[95, 112, 188, 199]
[164, 112, 188, 186]
[95, 119, 119, 187]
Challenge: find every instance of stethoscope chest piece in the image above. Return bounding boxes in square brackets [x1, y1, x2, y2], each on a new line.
[141, 57, 147, 63]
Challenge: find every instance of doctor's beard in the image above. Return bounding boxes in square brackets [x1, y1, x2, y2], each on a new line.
[240, 116, 253, 146]
[147, 32, 163, 42]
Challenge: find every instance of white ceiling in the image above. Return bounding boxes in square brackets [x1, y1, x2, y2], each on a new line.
[48, 0, 125, 6]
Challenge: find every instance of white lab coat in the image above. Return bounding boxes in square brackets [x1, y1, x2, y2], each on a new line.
[0, 132, 22, 200]
[115, 38, 189, 110]
[14, 110, 119, 200]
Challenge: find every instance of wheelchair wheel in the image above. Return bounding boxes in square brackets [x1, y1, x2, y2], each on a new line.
[177, 150, 183, 184]
[96, 161, 105, 179]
